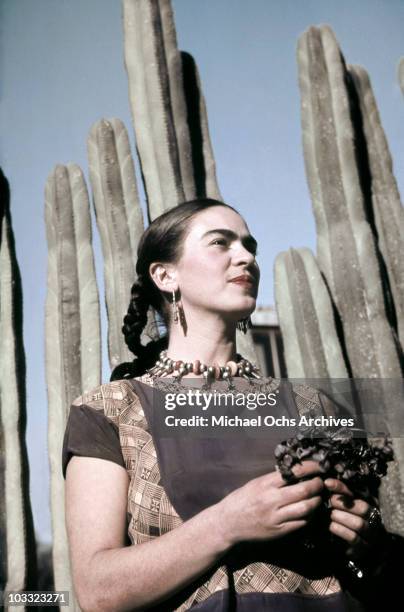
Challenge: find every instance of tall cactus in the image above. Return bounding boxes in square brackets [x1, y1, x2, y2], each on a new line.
[87, 118, 152, 370]
[349, 65, 404, 349]
[399, 58, 404, 97]
[296, 25, 402, 379]
[0, 169, 36, 604]
[45, 164, 101, 606]
[180, 51, 222, 201]
[274, 248, 348, 379]
[275, 24, 404, 534]
[122, 0, 221, 219]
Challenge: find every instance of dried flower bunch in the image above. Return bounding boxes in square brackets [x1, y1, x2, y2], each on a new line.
[273, 427, 394, 565]
[275, 427, 394, 499]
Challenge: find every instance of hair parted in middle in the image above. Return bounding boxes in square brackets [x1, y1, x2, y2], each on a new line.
[110, 198, 239, 381]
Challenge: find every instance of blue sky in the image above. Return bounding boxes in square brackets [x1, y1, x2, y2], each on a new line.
[1, 0, 403, 544]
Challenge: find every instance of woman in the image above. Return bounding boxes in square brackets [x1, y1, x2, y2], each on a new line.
[63, 198, 397, 612]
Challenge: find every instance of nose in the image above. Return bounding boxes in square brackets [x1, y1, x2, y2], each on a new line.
[233, 242, 259, 276]
[233, 241, 256, 264]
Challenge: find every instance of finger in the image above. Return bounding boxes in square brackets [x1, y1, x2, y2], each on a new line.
[275, 461, 324, 488]
[329, 495, 370, 517]
[278, 519, 308, 537]
[279, 496, 323, 522]
[324, 478, 353, 497]
[291, 460, 324, 480]
[278, 477, 324, 506]
[330, 509, 366, 534]
[329, 520, 362, 545]
[272, 469, 292, 489]
[273, 460, 324, 488]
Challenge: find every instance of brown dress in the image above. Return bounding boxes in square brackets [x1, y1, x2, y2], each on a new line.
[62, 374, 376, 611]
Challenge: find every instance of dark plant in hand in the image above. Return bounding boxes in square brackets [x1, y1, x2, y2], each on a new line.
[274, 427, 394, 552]
[275, 427, 393, 498]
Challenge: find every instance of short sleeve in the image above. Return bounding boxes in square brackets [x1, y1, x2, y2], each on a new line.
[62, 404, 126, 478]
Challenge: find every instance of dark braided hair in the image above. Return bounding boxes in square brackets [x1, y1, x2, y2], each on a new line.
[110, 198, 238, 381]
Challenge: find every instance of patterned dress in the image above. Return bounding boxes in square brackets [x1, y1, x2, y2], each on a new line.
[62, 375, 374, 611]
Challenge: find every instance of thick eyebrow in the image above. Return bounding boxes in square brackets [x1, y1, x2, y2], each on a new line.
[201, 228, 258, 251]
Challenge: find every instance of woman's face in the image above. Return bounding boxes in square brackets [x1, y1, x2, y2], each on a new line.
[174, 206, 260, 321]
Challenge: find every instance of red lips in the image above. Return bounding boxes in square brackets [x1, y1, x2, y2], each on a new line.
[229, 274, 255, 284]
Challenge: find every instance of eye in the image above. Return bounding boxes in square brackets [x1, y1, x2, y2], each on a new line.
[211, 238, 228, 247]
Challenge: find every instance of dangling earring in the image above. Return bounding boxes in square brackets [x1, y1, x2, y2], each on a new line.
[172, 289, 179, 323]
[237, 316, 251, 334]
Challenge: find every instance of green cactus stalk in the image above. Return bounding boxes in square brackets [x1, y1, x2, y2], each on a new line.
[123, 0, 187, 216]
[88, 118, 156, 370]
[123, 0, 221, 219]
[296, 25, 404, 533]
[297, 25, 401, 380]
[274, 248, 348, 379]
[180, 51, 222, 202]
[398, 58, 404, 97]
[45, 164, 101, 606]
[349, 65, 404, 350]
[156, 0, 196, 198]
[1, 169, 36, 602]
[69, 165, 102, 393]
[122, 0, 164, 217]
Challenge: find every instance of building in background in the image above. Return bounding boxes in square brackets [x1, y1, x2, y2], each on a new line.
[251, 306, 287, 378]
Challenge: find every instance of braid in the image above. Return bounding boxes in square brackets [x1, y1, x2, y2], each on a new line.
[110, 277, 167, 381]
[122, 279, 149, 357]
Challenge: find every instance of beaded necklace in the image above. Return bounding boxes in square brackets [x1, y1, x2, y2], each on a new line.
[146, 349, 262, 389]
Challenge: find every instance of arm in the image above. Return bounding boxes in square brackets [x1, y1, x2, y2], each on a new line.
[65, 458, 325, 612]
[65, 456, 229, 612]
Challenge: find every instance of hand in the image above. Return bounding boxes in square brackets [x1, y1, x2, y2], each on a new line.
[218, 460, 325, 547]
[324, 478, 386, 560]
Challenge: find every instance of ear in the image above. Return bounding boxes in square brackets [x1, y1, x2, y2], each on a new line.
[149, 262, 177, 294]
